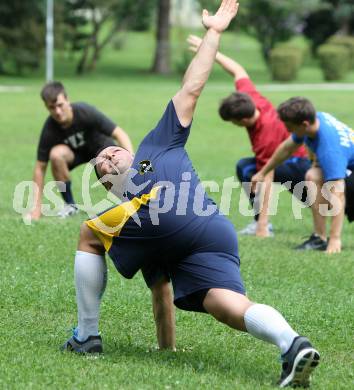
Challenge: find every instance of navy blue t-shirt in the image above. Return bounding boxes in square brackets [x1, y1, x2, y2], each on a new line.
[292, 112, 354, 181]
[108, 101, 224, 278]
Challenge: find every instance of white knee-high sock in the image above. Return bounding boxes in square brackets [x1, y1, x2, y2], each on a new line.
[244, 304, 298, 355]
[74, 250, 107, 341]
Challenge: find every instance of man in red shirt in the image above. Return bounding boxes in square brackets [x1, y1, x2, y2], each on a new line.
[188, 35, 310, 237]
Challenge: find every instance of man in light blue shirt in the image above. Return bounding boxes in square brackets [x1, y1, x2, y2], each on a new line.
[252, 97, 354, 254]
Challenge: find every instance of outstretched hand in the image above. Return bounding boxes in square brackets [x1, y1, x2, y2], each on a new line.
[202, 0, 239, 33]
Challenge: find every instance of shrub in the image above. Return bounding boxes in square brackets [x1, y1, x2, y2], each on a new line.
[327, 35, 354, 68]
[269, 47, 303, 81]
[317, 44, 350, 81]
[276, 41, 310, 66]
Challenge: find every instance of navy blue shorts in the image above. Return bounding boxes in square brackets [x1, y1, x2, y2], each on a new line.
[88, 204, 245, 313]
[236, 156, 311, 203]
[141, 215, 245, 313]
[345, 171, 354, 222]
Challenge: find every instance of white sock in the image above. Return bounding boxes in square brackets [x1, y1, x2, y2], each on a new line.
[74, 250, 107, 341]
[244, 304, 298, 355]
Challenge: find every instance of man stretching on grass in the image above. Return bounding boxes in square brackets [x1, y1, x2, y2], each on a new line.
[252, 97, 354, 254]
[62, 2, 319, 387]
[188, 35, 310, 237]
[30, 81, 133, 220]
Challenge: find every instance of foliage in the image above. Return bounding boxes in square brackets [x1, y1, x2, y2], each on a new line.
[317, 43, 350, 80]
[0, 1, 45, 74]
[62, 0, 156, 74]
[327, 35, 354, 68]
[199, 0, 321, 62]
[275, 40, 311, 67]
[269, 47, 303, 81]
[304, 0, 354, 52]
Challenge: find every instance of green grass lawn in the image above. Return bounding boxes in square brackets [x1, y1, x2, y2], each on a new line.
[0, 31, 353, 389]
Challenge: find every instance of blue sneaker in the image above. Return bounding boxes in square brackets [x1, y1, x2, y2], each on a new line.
[61, 328, 103, 354]
[278, 336, 320, 388]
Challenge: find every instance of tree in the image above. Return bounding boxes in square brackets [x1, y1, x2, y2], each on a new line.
[62, 0, 156, 74]
[198, 0, 321, 61]
[241, 0, 321, 61]
[0, 1, 45, 74]
[304, 0, 354, 52]
[152, 0, 171, 74]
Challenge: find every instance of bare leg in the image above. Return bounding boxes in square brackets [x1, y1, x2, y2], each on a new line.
[49, 144, 75, 182]
[203, 288, 252, 331]
[78, 222, 105, 255]
[306, 167, 327, 240]
[49, 144, 77, 207]
[203, 288, 298, 354]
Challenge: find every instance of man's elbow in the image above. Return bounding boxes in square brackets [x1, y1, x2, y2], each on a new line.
[182, 80, 203, 100]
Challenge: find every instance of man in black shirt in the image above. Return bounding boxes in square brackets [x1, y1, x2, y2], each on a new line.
[30, 81, 133, 220]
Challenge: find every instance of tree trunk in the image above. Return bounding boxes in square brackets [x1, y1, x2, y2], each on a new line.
[76, 44, 90, 74]
[152, 0, 171, 74]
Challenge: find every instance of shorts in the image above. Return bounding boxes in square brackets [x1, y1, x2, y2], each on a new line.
[140, 216, 245, 313]
[141, 251, 245, 313]
[345, 171, 354, 222]
[87, 203, 246, 314]
[170, 251, 245, 312]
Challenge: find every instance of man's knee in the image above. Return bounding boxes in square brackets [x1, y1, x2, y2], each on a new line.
[203, 288, 252, 325]
[78, 223, 105, 255]
[305, 167, 322, 183]
[49, 144, 72, 163]
[236, 158, 256, 183]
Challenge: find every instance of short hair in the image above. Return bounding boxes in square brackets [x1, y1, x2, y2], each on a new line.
[93, 145, 131, 181]
[277, 97, 317, 125]
[40, 81, 67, 103]
[219, 92, 256, 121]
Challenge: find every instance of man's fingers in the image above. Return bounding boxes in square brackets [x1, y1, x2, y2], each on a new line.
[220, 0, 237, 14]
[187, 36, 199, 46]
[219, 0, 229, 13]
[326, 247, 341, 254]
[251, 181, 257, 193]
[188, 35, 201, 45]
[234, 2, 239, 16]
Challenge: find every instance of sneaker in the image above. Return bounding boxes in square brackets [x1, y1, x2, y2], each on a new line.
[57, 204, 79, 218]
[278, 336, 320, 388]
[295, 234, 327, 251]
[239, 220, 274, 237]
[61, 328, 103, 354]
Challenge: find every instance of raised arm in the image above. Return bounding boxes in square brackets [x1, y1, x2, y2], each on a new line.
[188, 34, 248, 81]
[173, 0, 239, 127]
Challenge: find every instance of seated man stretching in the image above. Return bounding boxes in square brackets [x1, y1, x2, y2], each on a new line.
[62, 2, 319, 388]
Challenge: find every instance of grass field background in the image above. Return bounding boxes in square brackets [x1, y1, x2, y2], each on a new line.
[0, 31, 353, 389]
